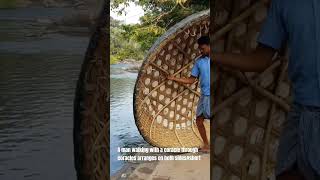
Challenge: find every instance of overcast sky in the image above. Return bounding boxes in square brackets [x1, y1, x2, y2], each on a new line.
[110, 2, 145, 24]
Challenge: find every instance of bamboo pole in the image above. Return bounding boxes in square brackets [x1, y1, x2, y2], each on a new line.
[213, 1, 265, 41]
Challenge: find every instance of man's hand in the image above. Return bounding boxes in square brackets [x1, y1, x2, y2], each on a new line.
[166, 75, 196, 84]
[212, 44, 277, 72]
[167, 75, 176, 81]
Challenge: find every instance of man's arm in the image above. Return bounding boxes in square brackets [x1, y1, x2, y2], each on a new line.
[213, 0, 286, 72]
[212, 44, 277, 72]
[167, 76, 196, 84]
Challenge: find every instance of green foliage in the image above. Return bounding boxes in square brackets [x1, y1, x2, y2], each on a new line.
[112, 0, 208, 29]
[110, 0, 209, 64]
[110, 18, 145, 64]
[122, 24, 165, 51]
[0, 0, 17, 9]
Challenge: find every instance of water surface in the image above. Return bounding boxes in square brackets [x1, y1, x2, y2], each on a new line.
[110, 64, 149, 175]
[0, 7, 88, 180]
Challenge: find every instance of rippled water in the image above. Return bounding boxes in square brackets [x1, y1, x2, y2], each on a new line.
[0, 7, 148, 179]
[110, 64, 149, 176]
[0, 7, 88, 180]
[0, 54, 83, 180]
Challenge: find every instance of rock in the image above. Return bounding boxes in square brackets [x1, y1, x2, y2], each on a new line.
[120, 59, 140, 64]
[116, 60, 142, 73]
[126, 66, 141, 73]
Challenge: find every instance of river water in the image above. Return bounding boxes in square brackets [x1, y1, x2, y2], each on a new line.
[0, 7, 88, 180]
[110, 64, 149, 176]
[0, 7, 150, 179]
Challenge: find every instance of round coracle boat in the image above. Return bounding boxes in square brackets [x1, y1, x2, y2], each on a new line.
[133, 10, 211, 148]
[73, 3, 109, 180]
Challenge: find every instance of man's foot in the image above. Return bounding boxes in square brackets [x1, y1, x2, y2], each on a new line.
[198, 145, 210, 153]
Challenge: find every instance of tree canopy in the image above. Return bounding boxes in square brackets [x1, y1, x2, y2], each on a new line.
[110, 0, 209, 64]
[110, 17, 145, 64]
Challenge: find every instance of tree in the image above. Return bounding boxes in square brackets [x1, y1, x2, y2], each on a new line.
[110, 17, 144, 63]
[112, 0, 208, 28]
[110, 0, 209, 63]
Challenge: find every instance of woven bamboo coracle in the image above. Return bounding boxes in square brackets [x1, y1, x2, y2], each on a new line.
[133, 10, 210, 148]
[73, 4, 109, 180]
[212, 0, 292, 179]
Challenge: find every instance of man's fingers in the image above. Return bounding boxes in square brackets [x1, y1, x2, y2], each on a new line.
[167, 76, 174, 80]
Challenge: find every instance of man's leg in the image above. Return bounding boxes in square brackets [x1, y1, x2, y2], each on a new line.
[196, 115, 209, 152]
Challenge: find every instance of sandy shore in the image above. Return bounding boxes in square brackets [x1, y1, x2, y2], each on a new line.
[111, 152, 210, 180]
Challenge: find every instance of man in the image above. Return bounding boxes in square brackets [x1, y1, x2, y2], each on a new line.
[213, 0, 320, 179]
[168, 36, 211, 153]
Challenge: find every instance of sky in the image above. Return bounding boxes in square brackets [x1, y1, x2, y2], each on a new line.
[110, 2, 145, 24]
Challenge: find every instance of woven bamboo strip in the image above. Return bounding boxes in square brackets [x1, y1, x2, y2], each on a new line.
[138, 59, 200, 110]
[150, 61, 201, 96]
[217, 61, 289, 113]
[213, 1, 265, 41]
[173, 106, 184, 147]
[234, 69, 290, 111]
[149, 89, 189, 139]
[245, 78, 290, 111]
[211, 0, 293, 179]
[213, 87, 250, 115]
[261, 60, 288, 180]
[213, 62, 281, 115]
[171, 43, 186, 147]
[173, 42, 192, 60]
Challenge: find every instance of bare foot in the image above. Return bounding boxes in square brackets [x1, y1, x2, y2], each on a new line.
[198, 145, 210, 153]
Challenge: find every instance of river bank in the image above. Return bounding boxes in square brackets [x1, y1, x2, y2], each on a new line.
[0, 0, 104, 36]
[113, 59, 143, 73]
[0, 6, 93, 38]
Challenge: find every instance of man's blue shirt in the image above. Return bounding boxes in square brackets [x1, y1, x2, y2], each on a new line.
[191, 56, 210, 96]
[257, 0, 320, 106]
